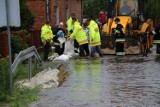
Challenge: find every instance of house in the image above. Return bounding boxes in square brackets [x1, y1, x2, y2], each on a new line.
[27, 0, 82, 30]
[0, 0, 82, 57]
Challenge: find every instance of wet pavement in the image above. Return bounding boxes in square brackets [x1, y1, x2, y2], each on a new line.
[29, 47, 160, 107]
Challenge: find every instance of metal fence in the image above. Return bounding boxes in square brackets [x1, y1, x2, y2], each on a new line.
[11, 46, 42, 79]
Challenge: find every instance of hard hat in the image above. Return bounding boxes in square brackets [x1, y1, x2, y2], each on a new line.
[114, 17, 120, 22]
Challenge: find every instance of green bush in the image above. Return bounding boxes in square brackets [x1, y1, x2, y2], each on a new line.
[11, 30, 29, 55]
[0, 58, 10, 101]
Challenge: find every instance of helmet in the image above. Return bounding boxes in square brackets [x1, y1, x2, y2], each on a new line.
[114, 17, 120, 22]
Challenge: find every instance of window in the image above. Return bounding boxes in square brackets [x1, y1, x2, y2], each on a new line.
[54, 6, 59, 25]
[66, 8, 69, 20]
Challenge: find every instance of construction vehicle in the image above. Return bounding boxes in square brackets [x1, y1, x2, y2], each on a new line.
[101, 0, 154, 55]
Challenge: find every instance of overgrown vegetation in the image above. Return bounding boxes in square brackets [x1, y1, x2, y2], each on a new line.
[144, 0, 160, 19]
[0, 58, 10, 101]
[0, 58, 41, 107]
[8, 87, 40, 107]
[11, 30, 29, 55]
[82, 0, 108, 19]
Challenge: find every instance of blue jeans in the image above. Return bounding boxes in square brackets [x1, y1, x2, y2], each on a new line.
[90, 45, 101, 57]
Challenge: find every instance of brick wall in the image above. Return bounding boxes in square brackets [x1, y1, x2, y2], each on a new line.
[26, 0, 46, 30]
[0, 34, 1, 57]
[27, 0, 82, 30]
[0, 32, 8, 57]
[0, 0, 82, 58]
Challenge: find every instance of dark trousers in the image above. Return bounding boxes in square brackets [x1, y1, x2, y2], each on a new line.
[157, 44, 160, 54]
[116, 43, 124, 52]
[74, 39, 79, 53]
[55, 43, 65, 55]
[142, 33, 148, 54]
[44, 42, 50, 61]
[90, 45, 101, 57]
[79, 43, 90, 57]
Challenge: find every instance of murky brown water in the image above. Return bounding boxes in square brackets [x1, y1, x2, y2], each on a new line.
[30, 48, 160, 107]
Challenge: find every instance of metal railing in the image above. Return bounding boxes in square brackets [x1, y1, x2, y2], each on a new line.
[11, 46, 42, 80]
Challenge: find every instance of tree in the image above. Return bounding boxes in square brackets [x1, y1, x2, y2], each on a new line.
[82, 0, 93, 18]
[20, 0, 35, 30]
[82, 0, 108, 19]
[144, 0, 160, 19]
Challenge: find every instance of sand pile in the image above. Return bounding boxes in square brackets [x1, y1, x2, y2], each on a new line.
[16, 68, 59, 89]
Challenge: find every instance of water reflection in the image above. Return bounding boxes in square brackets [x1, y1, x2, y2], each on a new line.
[70, 59, 103, 101]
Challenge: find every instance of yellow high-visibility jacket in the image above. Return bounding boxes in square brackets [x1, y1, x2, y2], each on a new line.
[88, 20, 101, 46]
[66, 17, 73, 32]
[74, 21, 80, 26]
[41, 24, 54, 44]
[70, 21, 88, 45]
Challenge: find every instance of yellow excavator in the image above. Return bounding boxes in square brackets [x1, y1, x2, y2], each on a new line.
[101, 0, 153, 55]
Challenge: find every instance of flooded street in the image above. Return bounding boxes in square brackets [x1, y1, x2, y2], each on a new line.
[30, 48, 160, 107]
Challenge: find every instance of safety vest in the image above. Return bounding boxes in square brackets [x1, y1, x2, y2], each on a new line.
[66, 17, 73, 32]
[70, 21, 88, 45]
[88, 20, 101, 46]
[115, 23, 124, 34]
[74, 21, 80, 26]
[41, 24, 54, 44]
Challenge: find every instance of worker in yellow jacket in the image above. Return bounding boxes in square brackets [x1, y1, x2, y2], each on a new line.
[69, 18, 90, 57]
[66, 13, 75, 33]
[86, 18, 102, 57]
[66, 13, 79, 53]
[41, 21, 54, 61]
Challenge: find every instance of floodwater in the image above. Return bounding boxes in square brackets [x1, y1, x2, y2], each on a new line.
[30, 47, 160, 107]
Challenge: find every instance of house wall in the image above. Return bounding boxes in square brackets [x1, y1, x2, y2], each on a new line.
[27, 0, 82, 30]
